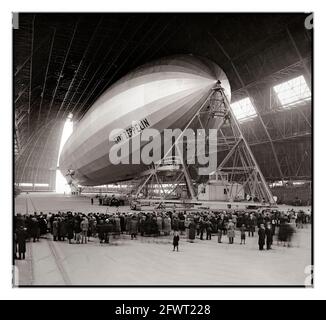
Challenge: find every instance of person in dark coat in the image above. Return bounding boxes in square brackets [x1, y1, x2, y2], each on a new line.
[102, 220, 110, 243]
[178, 212, 185, 235]
[52, 218, 59, 241]
[173, 231, 180, 251]
[247, 214, 256, 237]
[199, 218, 206, 240]
[30, 217, 39, 242]
[59, 218, 68, 241]
[74, 216, 82, 244]
[67, 216, 74, 244]
[258, 224, 266, 250]
[217, 220, 223, 243]
[278, 220, 287, 245]
[120, 214, 126, 234]
[97, 220, 105, 243]
[206, 220, 212, 240]
[188, 220, 196, 242]
[130, 216, 139, 239]
[265, 224, 273, 250]
[38, 215, 47, 236]
[16, 226, 27, 260]
[172, 217, 179, 232]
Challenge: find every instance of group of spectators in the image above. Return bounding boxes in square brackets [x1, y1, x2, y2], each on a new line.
[14, 208, 310, 259]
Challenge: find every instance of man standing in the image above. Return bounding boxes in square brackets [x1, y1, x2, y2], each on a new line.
[80, 216, 89, 244]
[16, 226, 27, 260]
[258, 224, 266, 251]
[227, 220, 235, 244]
[206, 219, 212, 240]
[130, 215, 139, 239]
[248, 213, 256, 237]
[265, 224, 273, 250]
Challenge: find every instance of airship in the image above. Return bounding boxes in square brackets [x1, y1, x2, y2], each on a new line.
[59, 55, 231, 186]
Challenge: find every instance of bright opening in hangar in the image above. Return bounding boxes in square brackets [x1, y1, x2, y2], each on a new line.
[273, 75, 311, 108]
[55, 113, 73, 194]
[231, 97, 257, 122]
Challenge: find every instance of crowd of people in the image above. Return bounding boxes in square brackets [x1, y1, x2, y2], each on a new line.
[14, 208, 310, 259]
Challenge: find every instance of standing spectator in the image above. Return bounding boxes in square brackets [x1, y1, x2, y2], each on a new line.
[16, 226, 27, 260]
[80, 217, 89, 244]
[206, 219, 212, 240]
[163, 215, 171, 236]
[119, 214, 126, 234]
[265, 224, 273, 250]
[67, 215, 74, 244]
[199, 217, 206, 240]
[103, 219, 110, 243]
[74, 215, 82, 244]
[278, 220, 287, 246]
[247, 213, 256, 237]
[52, 218, 59, 241]
[88, 215, 97, 240]
[30, 217, 39, 243]
[188, 219, 196, 243]
[156, 214, 163, 235]
[97, 220, 105, 244]
[217, 221, 223, 243]
[130, 215, 138, 240]
[178, 212, 186, 235]
[227, 221, 235, 244]
[240, 224, 246, 245]
[258, 224, 266, 251]
[172, 216, 179, 232]
[59, 217, 67, 241]
[39, 214, 47, 236]
[271, 216, 277, 236]
[173, 231, 180, 252]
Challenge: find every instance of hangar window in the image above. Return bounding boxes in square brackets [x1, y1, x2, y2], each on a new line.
[34, 183, 49, 187]
[273, 75, 311, 108]
[231, 97, 257, 122]
[19, 183, 33, 187]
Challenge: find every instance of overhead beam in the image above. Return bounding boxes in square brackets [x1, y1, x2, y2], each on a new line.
[286, 27, 311, 80]
[37, 27, 56, 121]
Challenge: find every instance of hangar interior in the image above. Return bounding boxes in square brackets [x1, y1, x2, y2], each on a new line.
[13, 13, 313, 287]
[14, 13, 312, 206]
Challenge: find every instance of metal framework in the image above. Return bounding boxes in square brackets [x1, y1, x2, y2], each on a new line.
[135, 84, 275, 205]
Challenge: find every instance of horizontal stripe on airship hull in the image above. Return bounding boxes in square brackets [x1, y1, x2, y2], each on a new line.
[59, 55, 231, 186]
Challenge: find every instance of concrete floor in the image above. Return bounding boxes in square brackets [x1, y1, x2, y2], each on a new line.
[14, 193, 312, 286]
